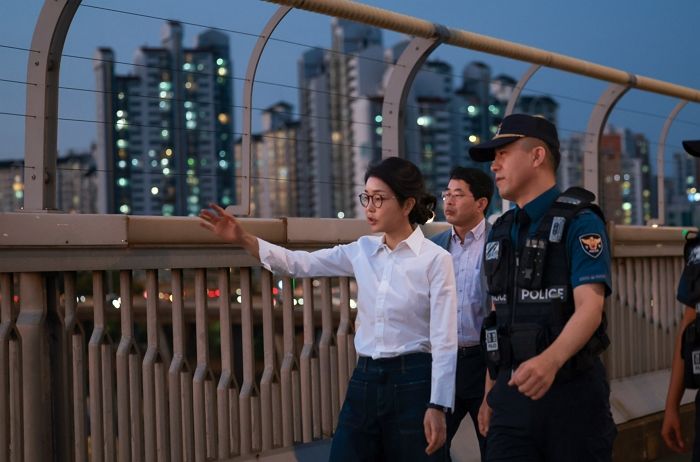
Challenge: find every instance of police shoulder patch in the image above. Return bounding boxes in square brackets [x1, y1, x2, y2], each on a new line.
[579, 233, 603, 258]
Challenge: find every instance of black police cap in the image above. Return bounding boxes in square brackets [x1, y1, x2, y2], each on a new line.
[468, 113, 560, 165]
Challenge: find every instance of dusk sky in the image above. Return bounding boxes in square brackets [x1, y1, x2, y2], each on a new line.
[2, 0, 700, 175]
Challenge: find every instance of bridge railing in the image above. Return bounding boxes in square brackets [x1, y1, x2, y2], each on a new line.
[0, 213, 694, 461]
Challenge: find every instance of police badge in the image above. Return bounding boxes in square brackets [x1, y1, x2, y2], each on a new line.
[579, 233, 603, 258]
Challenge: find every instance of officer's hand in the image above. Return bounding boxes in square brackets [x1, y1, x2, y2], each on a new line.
[507, 353, 558, 400]
[423, 408, 447, 455]
[661, 408, 686, 453]
[477, 399, 492, 437]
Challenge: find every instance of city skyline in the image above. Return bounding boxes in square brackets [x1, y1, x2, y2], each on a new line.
[3, 0, 700, 164]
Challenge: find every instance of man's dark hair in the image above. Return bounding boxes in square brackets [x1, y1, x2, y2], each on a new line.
[448, 166, 494, 216]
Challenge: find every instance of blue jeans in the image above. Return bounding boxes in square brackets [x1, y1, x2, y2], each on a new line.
[329, 353, 447, 462]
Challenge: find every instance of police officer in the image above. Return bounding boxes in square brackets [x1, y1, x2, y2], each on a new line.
[469, 113, 616, 461]
[661, 139, 700, 460]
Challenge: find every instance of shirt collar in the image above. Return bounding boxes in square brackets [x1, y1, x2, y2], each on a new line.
[514, 186, 560, 225]
[372, 226, 425, 256]
[450, 217, 486, 243]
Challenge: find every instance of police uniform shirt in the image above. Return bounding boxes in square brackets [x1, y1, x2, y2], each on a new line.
[508, 186, 612, 296]
[256, 226, 458, 409]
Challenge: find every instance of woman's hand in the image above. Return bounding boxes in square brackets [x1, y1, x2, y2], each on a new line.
[199, 204, 246, 244]
[199, 204, 260, 258]
[423, 408, 447, 455]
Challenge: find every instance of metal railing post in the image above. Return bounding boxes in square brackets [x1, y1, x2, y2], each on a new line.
[16, 273, 51, 461]
[654, 100, 688, 225]
[24, 0, 81, 211]
[229, 6, 292, 216]
[381, 29, 448, 159]
[583, 81, 634, 199]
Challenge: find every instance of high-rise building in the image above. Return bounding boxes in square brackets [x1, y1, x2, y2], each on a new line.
[298, 19, 385, 219]
[598, 126, 652, 225]
[94, 21, 234, 216]
[0, 160, 24, 212]
[57, 149, 99, 214]
[0, 148, 97, 213]
[559, 133, 585, 190]
[409, 59, 455, 207]
[666, 150, 700, 226]
[257, 102, 300, 217]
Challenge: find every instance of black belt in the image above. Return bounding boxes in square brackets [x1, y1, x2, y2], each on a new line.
[458, 345, 482, 356]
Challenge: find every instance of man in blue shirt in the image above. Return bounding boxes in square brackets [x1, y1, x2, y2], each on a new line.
[469, 114, 616, 461]
[431, 167, 494, 461]
[662, 139, 700, 460]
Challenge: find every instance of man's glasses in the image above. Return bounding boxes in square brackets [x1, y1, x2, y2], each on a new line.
[358, 193, 395, 208]
[441, 191, 468, 202]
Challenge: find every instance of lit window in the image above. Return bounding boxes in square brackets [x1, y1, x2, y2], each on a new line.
[467, 105, 477, 115]
[187, 158, 195, 167]
[148, 149, 156, 158]
[183, 63, 193, 71]
[119, 204, 130, 214]
[116, 110, 125, 118]
[218, 113, 229, 124]
[186, 111, 195, 121]
[161, 129, 169, 139]
[374, 115, 383, 123]
[117, 92, 125, 100]
[186, 120, 197, 129]
[621, 202, 632, 211]
[222, 196, 231, 205]
[185, 82, 192, 90]
[117, 178, 128, 187]
[116, 139, 128, 149]
[131, 159, 139, 167]
[165, 148, 173, 157]
[184, 101, 193, 109]
[163, 168, 171, 176]
[375, 127, 383, 135]
[150, 160, 158, 168]
[468, 135, 479, 143]
[217, 67, 227, 77]
[337, 211, 345, 219]
[118, 160, 127, 169]
[216, 58, 225, 66]
[219, 150, 227, 158]
[161, 158, 169, 166]
[151, 187, 159, 195]
[219, 160, 228, 169]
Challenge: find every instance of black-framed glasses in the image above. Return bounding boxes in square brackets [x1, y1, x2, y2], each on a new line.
[358, 193, 395, 208]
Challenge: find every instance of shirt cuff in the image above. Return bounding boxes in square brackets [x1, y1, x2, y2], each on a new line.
[257, 237, 273, 272]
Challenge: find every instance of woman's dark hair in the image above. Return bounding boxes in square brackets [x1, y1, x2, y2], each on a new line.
[364, 157, 436, 225]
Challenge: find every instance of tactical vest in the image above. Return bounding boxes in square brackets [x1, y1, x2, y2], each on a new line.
[679, 231, 700, 388]
[481, 187, 610, 379]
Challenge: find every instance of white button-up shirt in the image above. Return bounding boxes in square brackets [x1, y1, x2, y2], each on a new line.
[450, 218, 487, 346]
[257, 226, 457, 409]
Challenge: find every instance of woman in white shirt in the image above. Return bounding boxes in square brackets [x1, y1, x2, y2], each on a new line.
[200, 157, 457, 461]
